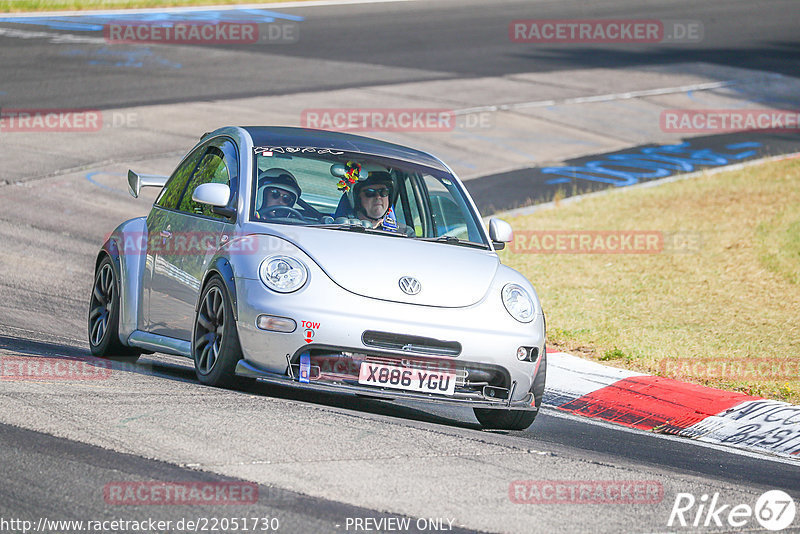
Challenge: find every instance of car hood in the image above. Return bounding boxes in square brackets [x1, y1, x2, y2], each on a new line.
[269, 226, 499, 308]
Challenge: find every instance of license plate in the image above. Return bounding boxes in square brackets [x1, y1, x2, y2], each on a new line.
[358, 362, 456, 396]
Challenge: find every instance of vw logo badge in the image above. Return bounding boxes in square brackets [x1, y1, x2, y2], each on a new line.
[398, 276, 421, 295]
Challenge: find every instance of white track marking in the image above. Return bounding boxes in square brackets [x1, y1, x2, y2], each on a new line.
[542, 407, 800, 467]
[0, 0, 415, 18]
[453, 78, 781, 116]
[0, 26, 105, 43]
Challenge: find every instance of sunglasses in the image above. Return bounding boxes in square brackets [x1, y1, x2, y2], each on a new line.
[266, 187, 296, 205]
[362, 187, 391, 198]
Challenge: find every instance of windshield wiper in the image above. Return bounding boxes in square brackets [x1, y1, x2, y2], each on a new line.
[321, 222, 367, 232]
[313, 223, 410, 237]
[418, 236, 489, 249]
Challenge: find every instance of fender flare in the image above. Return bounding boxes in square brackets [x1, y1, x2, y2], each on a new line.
[95, 238, 127, 345]
[199, 257, 238, 321]
[528, 312, 547, 407]
[97, 238, 121, 274]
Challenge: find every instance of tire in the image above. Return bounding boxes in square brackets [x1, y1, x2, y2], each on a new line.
[192, 276, 243, 388]
[474, 349, 547, 431]
[88, 256, 140, 362]
[531, 348, 547, 410]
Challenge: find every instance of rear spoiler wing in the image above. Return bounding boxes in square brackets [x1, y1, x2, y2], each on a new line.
[127, 170, 168, 198]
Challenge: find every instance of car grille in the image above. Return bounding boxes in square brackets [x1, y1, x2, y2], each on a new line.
[361, 330, 461, 357]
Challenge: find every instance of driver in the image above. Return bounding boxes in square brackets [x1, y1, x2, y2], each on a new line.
[254, 168, 301, 220]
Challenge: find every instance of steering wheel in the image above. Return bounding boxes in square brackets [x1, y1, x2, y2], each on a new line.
[261, 206, 304, 220]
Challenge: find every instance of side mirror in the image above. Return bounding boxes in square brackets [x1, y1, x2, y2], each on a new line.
[488, 218, 513, 250]
[127, 170, 168, 198]
[192, 183, 230, 207]
[192, 183, 235, 219]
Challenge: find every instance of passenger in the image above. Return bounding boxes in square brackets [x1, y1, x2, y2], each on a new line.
[352, 171, 395, 229]
[333, 165, 413, 234]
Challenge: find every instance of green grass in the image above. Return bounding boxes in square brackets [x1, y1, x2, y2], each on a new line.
[1, 0, 295, 12]
[501, 157, 800, 404]
[599, 347, 632, 362]
[756, 204, 800, 286]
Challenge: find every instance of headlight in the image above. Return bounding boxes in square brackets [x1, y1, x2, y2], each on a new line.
[502, 283, 535, 323]
[259, 256, 308, 293]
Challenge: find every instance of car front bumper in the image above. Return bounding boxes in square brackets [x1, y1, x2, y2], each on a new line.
[234, 276, 545, 407]
[234, 359, 537, 410]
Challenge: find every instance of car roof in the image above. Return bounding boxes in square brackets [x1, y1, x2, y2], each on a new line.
[240, 126, 450, 173]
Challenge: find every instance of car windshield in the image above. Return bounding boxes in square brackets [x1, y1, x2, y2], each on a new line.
[250, 147, 489, 248]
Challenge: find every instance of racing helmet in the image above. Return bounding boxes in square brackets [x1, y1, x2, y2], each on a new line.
[256, 168, 301, 211]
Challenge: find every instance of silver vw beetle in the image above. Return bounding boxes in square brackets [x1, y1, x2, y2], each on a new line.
[88, 126, 546, 430]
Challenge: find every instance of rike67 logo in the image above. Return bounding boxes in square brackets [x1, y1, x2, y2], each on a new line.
[668, 490, 796, 531]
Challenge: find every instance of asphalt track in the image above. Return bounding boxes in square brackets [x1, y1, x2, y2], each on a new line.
[0, 421, 475, 534]
[0, 0, 799, 109]
[1, 1, 799, 533]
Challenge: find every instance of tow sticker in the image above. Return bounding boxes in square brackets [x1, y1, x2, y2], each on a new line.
[301, 320, 320, 343]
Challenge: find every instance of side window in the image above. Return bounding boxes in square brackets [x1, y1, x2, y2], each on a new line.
[177, 140, 237, 218]
[422, 174, 482, 242]
[155, 146, 204, 209]
[425, 175, 464, 237]
[395, 175, 425, 237]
